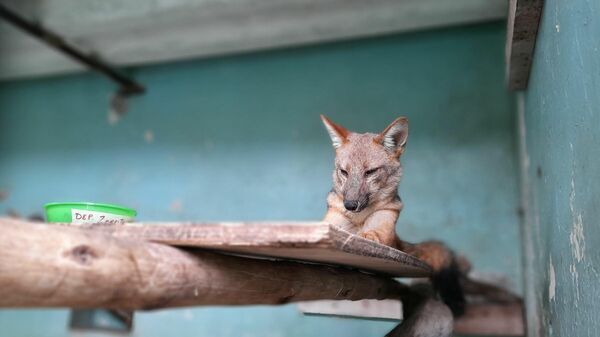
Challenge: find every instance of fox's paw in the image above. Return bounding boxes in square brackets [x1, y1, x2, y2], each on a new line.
[359, 230, 382, 243]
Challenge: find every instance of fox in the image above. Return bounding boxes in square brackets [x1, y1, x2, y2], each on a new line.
[320, 115, 465, 315]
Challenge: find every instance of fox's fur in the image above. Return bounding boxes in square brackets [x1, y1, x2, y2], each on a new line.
[320, 115, 465, 315]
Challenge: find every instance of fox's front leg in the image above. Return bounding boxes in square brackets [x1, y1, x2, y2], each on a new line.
[323, 208, 358, 232]
[358, 210, 399, 247]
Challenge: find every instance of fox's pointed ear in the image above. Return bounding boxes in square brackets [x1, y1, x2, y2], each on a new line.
[375, 117, 409, 156]
[320, 115, 349, 149]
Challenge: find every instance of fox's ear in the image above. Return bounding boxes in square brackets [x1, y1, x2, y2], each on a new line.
[320, 115, 349, 149]
[376, 117, 409, 155]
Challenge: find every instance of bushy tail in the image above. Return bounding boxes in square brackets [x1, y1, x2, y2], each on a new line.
[394, 238, 466, 316]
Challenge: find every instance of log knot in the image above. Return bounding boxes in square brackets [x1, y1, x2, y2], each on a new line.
[339, 288, 352, 298]
[66, 245, 98, 265]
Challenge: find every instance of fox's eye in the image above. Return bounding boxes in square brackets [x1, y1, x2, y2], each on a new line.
[364, 168, 379, 177]
[339, 169, 348, 177]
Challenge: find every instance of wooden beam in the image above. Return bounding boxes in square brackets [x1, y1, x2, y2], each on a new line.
[61, 221, 432, 277]
[0, 218, 416, 309]
[453, 302, 524, 336]
[505, 0, 544, 90]
[0, 0, 507, 80]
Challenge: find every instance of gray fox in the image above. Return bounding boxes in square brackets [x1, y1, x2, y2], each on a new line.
[320, 115, 465, 315]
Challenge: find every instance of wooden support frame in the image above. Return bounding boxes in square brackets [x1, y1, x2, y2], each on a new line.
[0, 218, 417, 309]
[0, 217, 450, 336]
[0, 217, 523, 336]
[505, 0, 544, 90]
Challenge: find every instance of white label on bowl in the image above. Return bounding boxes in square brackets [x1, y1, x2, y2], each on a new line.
[71, 209, 133, 225]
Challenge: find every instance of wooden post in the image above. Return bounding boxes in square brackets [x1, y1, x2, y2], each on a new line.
[0, 218, 414, 310]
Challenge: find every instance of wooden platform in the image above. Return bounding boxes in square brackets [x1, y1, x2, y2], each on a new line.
[68, 221, 432, 277]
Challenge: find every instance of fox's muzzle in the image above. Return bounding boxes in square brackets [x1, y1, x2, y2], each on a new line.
[343, 183, 369, 212]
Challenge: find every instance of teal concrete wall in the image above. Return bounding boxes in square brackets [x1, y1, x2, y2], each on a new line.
[519, 0, 600, 336]
[0, 23, 519, 337]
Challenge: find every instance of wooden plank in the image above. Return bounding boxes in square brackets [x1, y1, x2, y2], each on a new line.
[0, 0, 508, 80]
[298, 300, 524, 336]
[298, 299, 403, 321]
[113, 222, 431, 277]
[0, 217, 417, 309]
[505, 0, 544, 90]
[68, 221, 432, 277]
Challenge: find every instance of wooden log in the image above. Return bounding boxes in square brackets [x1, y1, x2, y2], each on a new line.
[385, 298, 453, 337]
[0, 218, 415, 310]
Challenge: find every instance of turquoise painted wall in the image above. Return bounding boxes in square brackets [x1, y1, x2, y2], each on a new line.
[519, 0, 600, 336]
[0, 23, 519, 337]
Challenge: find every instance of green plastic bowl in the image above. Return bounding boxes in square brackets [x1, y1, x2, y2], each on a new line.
[44, 202, 137, 224]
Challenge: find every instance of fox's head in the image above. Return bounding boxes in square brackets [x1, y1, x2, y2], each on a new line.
[321, 115, 408, 213]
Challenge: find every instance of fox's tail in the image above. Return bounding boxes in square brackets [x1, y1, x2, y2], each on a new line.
[394, 238, 466, 316]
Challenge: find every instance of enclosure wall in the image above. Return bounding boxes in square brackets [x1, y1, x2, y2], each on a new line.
[518, 1, 600, 336]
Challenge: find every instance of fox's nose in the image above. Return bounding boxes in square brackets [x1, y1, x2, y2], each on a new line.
[343, 200, 359, 211]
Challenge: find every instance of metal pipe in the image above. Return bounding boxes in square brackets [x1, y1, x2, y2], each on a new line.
[0, 4, 145, 95]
